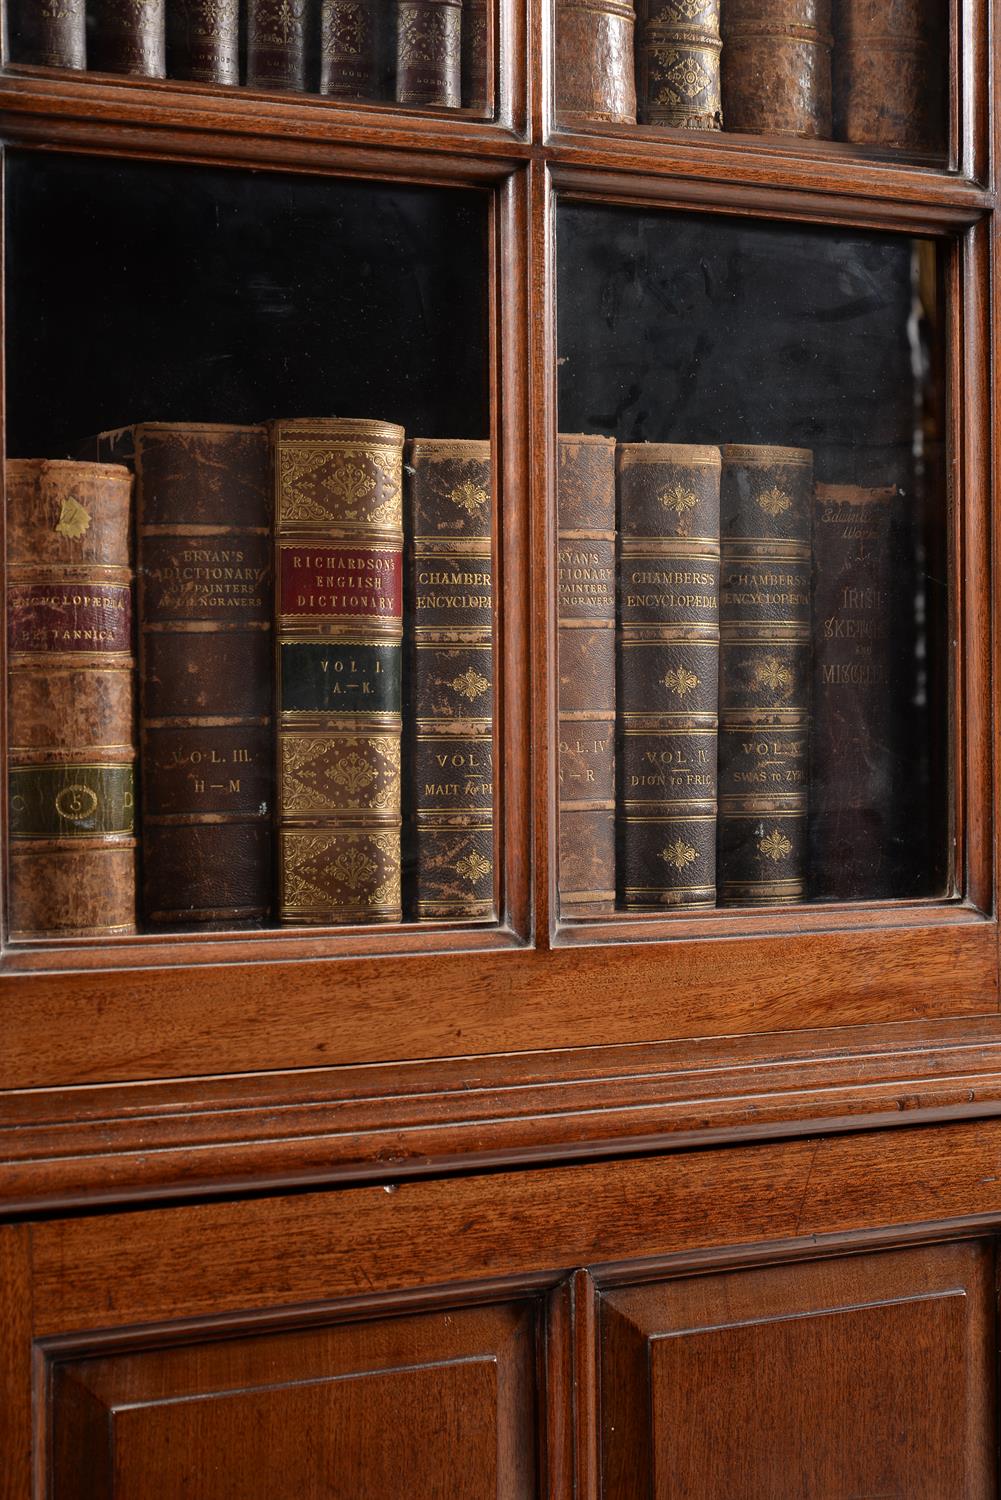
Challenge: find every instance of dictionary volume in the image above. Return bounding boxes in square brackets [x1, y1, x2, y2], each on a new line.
[557, 434, 617, 917]
[8, 0, 87, 69]
[396, 0, 462, 107]
[616, 443, 721, 910]
[717, 444, 812, 906]
[89, 0, 166, 76]
[636, 0, 722, 130]
[167, 0, 241, 84]
[275, 418, 405, 925]
[6, 460, 137, 940]
[554, 0, 637, 126]
[406, 438, 494, 921]
[247, 0, 310, 90]
[720, 0, 832, 137]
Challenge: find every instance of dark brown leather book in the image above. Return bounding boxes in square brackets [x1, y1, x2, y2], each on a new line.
[637, 0, 722, 130]
[167, 0, 240, 84]
[557, 434, 616, 918]
[6, 460, 137, 940]
[720, 0, 832, 137]
[319, 0, 378, 96]
[833, 0, 940, 152]
[617, 443, 720, 910]
[90, 0, 167, 76]
[247, 0, 310, 90]
[406, 438, 493, 922]
[461, 0, 488, 109]
[395, 0, 462, 107]
[555, 0, 637, 125]
[275, 417, 405, 925]
[8, 0, 87, 69]
[717, 444, 812, 907]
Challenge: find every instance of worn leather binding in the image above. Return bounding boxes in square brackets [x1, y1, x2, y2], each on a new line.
[555, 0, 637, 125]
[461, 0, 488, 108]
[6, 460, 137, 940]
[718, 444, 812, 906]
[89, 0, 166, 76]
[319, 0, 378, 97]
[557, 434, 617, 917]
[247, 0, 310, 90]
[833, 0, 938, 152]
[8, 0, 87, 69]
[275, 418, 405, 925]
[395, 0, 462, 107]
[720, 0, 832, 137]
[167, 0, 240, 84]
[617, 443, 721, 910]
[406, 439, 493, 922]
[637, 0, 722, 130]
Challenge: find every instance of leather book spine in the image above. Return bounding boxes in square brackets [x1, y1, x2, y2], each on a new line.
[133, 424, 273, 928]
[557, 434, 616, 917]
[833, 0, 937, 151]
[637, 0, 722, 130]
[554, 0, 637, 125]
[718, 444, 812, 906]
[461, 0, 488, 108]
[395, 0, 462, 107]
[247, 0, 310, 90]
[406, 439, 493, 922]
[6, 460, 137, 940]
[720, 0, 832, 137]
[167, 0, 240, 83]
[90, 0, 166, 76]
[617, 443, 720, 910]
[275, 417, 405, 925]
[319, 0, 377, 97]
[8, 0, 87, 69]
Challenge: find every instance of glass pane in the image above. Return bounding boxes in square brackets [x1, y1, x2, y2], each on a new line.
[556, 201, 949, 917]
[4, 152, 495, 940]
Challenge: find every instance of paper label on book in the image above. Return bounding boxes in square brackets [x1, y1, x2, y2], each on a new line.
[278, 544, 402, 622]
[8, 582, 132, 654]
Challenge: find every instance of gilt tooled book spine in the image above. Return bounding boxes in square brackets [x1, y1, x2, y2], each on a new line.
[555, 0, 637, 125]
[90, 0, 166, 76]
[406, 439, 493, 922]
[720, 0, 832, 137]
[717, 444, 812, 906]
[637, 0, 722, 130]
[133, 424, 273, 928]
[6, 460, 137, 940]
[395, 0, 462, 107]
[167, 0, 240, 84]
[557, 434, 616, 917]
[832, 0, 939, 152]
[247, 0, 310, 90]
[8, 0, 87, 69]
[320, 0, 377, 96]
[275, 418, 405, 925]
[617, 444, 720, 910]
[461, 0, 488, 108]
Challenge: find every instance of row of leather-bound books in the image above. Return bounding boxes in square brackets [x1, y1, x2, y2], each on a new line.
[6, 0, 488, 111]
[557, 435, 904, 915]
[6, 421, 493, 939]
[556, 0, 944, 154]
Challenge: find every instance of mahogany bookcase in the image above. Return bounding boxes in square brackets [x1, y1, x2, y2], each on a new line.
[0, 0, 999, 1493]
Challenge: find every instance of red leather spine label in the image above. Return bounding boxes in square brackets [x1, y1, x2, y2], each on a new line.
[278, 544, 403, 622]
[8, 583, 133, 654]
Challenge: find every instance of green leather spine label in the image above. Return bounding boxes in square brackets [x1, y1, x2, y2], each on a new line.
[9, 764, 136, 838]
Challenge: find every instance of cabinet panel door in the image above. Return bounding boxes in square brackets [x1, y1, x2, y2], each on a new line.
[50, 1301, 538, 1499]
[599, 1241, 995, 1500]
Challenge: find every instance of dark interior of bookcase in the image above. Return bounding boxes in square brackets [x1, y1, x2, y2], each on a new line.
[556, 200, 951, 905]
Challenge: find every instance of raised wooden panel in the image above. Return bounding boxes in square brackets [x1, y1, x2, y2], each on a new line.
[599, 1241, 996, 1499]
[49, 1301, 538, 1499]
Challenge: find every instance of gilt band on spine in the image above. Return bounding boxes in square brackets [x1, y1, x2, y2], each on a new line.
[275, 418, 405, 926]
[637, 0, 722, 130]
[555, 0, 637, 125]
[617, 443, 720, 910]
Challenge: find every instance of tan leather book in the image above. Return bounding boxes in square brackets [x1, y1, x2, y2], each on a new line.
[406, 439, 494, 922]
[833, 0, 940, 152]
[6, 460, 137, 940]
[557, 434, 616, 917]
[717, 444, 812, 907]
[720, 0, 832, 138]
[90, 0, 167, 76]
[617, 443, 721, 910]
[167, 0, 241, 84]
[8, 0, 86, 68]
[275, 418, 405, 925]
[554, 0, 637, 126]
[395, 0, 462, 107]
[637, 0, 722, 130]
